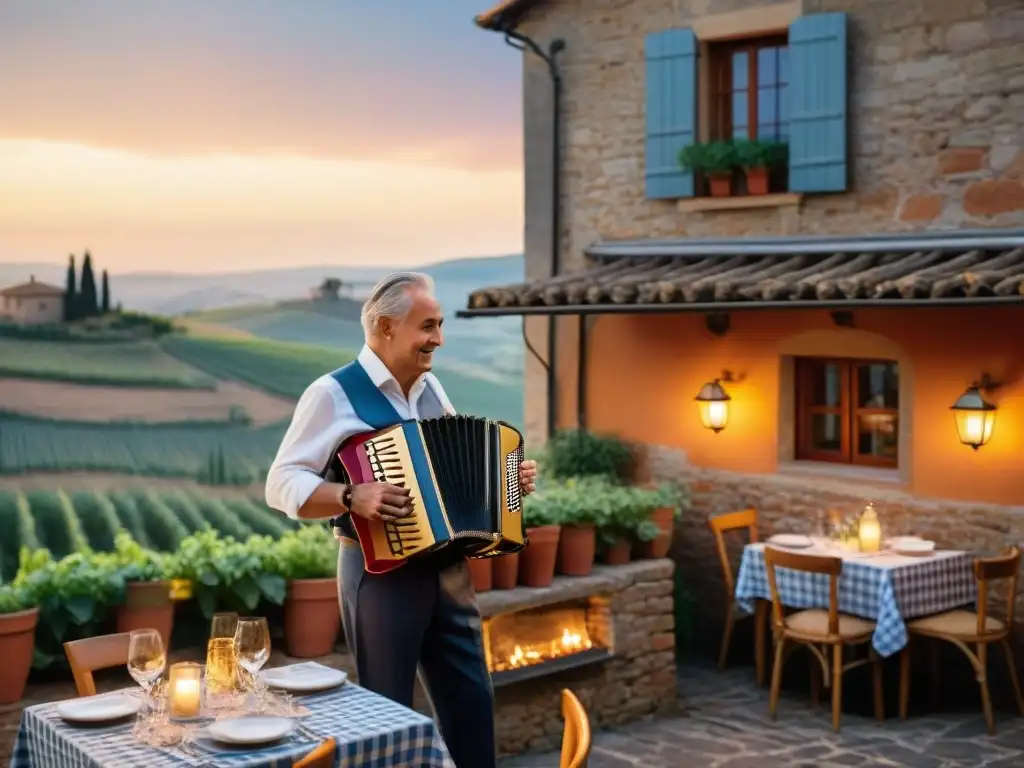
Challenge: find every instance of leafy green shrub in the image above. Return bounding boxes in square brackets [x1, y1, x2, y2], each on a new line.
[733, 138, 788, 170]
[0, 583, 31, 614]
[264, 525, 338, 581]
[542, 429, 634, 483]
[163, 530, 286, 619]
[678, 140, 737, 175]
[108, 530, 167, 583]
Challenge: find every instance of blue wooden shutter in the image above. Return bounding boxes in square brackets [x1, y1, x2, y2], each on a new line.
[644, 28, 697, 199]
[788, 13, 848, 193]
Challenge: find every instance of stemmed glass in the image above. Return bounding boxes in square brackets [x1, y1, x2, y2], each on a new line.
[234, 617, 271, 711]
[127, 629, 167, 732]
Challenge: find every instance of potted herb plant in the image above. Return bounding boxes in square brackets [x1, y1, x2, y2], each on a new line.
[536, 476, 610, 577]
[0, 582, 38, 703]
[519, 495, 561, 588]
[264, 525, 339, 658]
[635, 483, 688, 559]
[734, 139, 788, 195]
[110, 530, 175, 649]
[678, 141, 737, 197]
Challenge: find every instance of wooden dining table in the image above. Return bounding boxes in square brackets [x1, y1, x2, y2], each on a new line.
[734, 541, 977, 686]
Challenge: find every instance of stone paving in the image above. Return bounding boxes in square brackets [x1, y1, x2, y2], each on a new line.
[499, 663, 1024, 767]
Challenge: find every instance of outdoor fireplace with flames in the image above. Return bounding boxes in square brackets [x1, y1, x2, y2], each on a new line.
[482, 596, 614, 686]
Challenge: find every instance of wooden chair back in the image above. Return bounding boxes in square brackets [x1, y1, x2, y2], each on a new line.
[64, 632, 132, 698]
[708, 508, 759, 596]
[974, 545, 1021, 636]
[559, 688, 591, 768]
[294, 737, 336, 768]
[764, 547, 842, 637]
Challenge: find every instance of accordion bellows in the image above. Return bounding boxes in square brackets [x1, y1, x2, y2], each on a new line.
[339, 415, 527, 574]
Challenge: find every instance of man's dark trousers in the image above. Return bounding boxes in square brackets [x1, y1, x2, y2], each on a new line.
[339, 538, 497, 767]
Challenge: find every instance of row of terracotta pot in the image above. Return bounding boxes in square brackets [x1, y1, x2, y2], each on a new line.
[468, 507, 676, 592]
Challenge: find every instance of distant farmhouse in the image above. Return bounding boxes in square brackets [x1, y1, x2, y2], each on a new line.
[0, 276, 65, 326]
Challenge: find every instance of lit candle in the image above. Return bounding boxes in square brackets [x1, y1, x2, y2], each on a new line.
[858, 503, 882, 554]
[168, 662, 202, 719]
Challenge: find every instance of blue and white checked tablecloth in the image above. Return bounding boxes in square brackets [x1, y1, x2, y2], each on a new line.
[734, 542, 976, 657]
[10, 672, 454, 768]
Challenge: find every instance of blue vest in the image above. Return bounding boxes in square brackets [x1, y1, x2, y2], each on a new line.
[327, 360, 447, 540]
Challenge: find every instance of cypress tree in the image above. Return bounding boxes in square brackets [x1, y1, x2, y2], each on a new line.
[63, 254, 77, 322]
[101, 270, 111, 314]
[80, 250, 98, 318]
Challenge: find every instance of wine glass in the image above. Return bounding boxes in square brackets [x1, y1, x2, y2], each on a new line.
[210, 612, 238, 639]
[234, 617, 271, 710]
[127, 629, 167, 726]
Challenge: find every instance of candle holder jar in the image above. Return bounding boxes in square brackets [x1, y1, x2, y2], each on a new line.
[168, 662, 203, 720]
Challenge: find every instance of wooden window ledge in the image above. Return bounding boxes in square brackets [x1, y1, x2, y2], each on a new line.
[677, 192, 802, 213]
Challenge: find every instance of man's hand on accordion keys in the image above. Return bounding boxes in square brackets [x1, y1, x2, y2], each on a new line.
[348, 482, 414, 522]
[519, 460, 538, 496]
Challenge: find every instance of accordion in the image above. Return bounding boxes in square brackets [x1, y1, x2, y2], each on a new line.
[338, 415, 527, 574]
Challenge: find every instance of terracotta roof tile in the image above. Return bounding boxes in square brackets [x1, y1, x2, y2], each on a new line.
[0, 279, 65, 298]
[463, 232, 1024, 313]
[475, 0, 543, 30]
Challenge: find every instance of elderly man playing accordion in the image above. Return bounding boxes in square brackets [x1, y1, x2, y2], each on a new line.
[266, 272, 538, 767]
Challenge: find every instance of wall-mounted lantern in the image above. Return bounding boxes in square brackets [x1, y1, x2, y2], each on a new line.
[950, 374, 999, 450]
[695, 371, 733, 433]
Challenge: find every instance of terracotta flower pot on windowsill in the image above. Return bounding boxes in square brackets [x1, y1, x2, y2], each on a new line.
[558, 524, 596, 576]
[285, 577, 341, 658]
[116, 580, 174, 649]
[519, 525, 561, 587]
[744, 167, 770, 195]
[708, 173, 733, 197]
[467, 557, 493, 593]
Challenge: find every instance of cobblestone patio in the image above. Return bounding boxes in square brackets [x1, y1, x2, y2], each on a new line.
[499, 663, 1024, 767]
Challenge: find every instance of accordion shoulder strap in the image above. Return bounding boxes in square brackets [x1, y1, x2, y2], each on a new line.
[330, 361, 403, 430]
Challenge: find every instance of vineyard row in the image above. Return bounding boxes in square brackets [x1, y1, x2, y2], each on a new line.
[0, 488, 303, 582]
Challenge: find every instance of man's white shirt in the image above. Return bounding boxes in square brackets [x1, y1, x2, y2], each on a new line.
[264, 345, 455, 519]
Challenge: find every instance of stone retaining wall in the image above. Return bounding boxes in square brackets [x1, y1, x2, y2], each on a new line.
[0, 561, 678, 763]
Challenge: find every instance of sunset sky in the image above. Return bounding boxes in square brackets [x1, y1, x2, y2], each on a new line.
[0, 0, 523, 273]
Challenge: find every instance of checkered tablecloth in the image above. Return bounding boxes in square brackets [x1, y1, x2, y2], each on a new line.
[10, 671, 453, 768]
[734, 542, 977, 657]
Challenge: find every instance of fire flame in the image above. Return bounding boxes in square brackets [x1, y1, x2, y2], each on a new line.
[505, 626, 593, 669]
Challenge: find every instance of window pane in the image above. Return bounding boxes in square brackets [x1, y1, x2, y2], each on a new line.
[731, 91, 748, 139]
[779, 84, 788, 125]
[732, 52, 748, 90]
[757, 47, 779, 87]
[778, 47, 789, 85]
[856, 413, 899, 461]
[758, 86, 777, 128]
[810, 414, 843, 453]
[857, 363, 899, 409]
[804, 361, 843, 406]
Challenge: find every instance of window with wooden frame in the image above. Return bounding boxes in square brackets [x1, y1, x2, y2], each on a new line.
[794, 357, 899, 468]
[709, 35, 789, 142]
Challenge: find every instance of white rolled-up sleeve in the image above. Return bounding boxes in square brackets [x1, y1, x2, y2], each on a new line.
[265, 380, 345, 519]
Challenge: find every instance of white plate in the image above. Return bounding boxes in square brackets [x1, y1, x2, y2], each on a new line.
[768, 534, 813, 549]
[56, 693, 142, 724]
[896, 539, 936, 556]
[262, 664, 347, 693]
[205, 715, 296, 745]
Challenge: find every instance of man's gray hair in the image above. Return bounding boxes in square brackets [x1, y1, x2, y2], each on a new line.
[360, 271, 435, 339]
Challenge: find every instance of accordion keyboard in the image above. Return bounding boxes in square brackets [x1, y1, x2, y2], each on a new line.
[505, 443, 524, 514]
[363, 432, 427, 557]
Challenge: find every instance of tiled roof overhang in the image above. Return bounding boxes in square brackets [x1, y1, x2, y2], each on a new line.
[458, 230, 1024, 317]
[474, 0, 543, 31]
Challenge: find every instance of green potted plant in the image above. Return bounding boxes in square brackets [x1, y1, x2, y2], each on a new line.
[634, 482, 688, 559]
[519, 493, 561, 588]
[109, 530, 175, 649]
[532, 476, 614, 577]
[265, 525, 340, 658]
[164, 529, 286, 621]
[733, 139, 788, 195]
[543, 429, 634, 483]
[678, 141, 737, 197]
[595, 484, 661, 566]
[0, 582, 38, 703]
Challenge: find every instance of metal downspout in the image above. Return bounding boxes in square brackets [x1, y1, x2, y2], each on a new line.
[501, 29, 565, 439]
